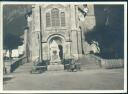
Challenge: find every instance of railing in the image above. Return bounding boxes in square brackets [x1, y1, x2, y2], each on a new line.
[10, 56, 27, 73]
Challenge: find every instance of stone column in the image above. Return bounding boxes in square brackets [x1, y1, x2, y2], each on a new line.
[70, 5, 79, 58]
[77, 29, 83, 57]
[42, 43, 48, 60]
[32, 5, 42, 62]
[33, 5, 40, 32]
[76, 5, 83, 58]
[71, 30, 78, 58]
[70, 5, 77, 30]
[64, 42, 71, 59]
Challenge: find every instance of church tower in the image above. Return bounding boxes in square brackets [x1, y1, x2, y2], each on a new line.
[26, 4, 95, 64]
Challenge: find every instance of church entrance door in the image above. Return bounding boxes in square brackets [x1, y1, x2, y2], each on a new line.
[49, 36, 64, 64]
[58, 45, 63, 60]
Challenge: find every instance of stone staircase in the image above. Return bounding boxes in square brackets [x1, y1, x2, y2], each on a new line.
[11, 55, 101, 74]
[13, 62, 64, 73]
[48, 62, 64, 71]
[12, 62, 34, 73]
[78, 55, 101, 69]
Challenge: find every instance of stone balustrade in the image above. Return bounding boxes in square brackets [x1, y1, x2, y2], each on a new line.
[4, 56, 27, 74]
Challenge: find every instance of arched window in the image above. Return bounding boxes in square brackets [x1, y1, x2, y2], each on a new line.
[60, 12, 65, 26]
[46, 8, 66, 28]
[51, 8, 60, 26]
[46, 13, 51, 27]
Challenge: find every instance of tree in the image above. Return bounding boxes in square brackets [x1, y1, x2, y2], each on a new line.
[3, 5, 31, 51]
[84, 5, 124, 59]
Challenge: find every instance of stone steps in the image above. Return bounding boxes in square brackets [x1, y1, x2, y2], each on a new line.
[13, 63, 33, 73]
[48, 64, 64, 71]
[78, 55, 101, 69]
[12, 55, 102, 74]
[13, 62, 64, 73]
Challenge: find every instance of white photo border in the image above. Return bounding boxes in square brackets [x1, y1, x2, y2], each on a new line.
[0, 1, 127, 93]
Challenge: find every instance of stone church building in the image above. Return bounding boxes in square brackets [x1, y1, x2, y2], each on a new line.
[25, 4, 96, 64]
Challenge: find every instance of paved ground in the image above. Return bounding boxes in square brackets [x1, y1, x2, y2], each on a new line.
[3, 68, 124, 90]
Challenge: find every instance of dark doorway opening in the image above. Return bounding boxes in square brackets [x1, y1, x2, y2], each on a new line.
[58, 45, 63, 60]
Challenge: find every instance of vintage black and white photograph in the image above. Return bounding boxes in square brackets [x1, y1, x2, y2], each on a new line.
[1, 2, 127, 93]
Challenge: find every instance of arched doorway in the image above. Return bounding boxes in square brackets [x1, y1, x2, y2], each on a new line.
[48, 35, 65, 63]
[58, 45, 63, 60]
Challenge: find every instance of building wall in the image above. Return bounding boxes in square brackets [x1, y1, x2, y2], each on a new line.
[27, 4, 95, 62]
[79, 4, 96, 55]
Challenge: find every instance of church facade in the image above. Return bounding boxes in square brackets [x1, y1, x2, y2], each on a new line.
[25, 4, 96, 63]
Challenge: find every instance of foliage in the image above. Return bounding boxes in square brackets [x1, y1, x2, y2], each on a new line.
[84, 5, 124, 59]
[3, 5, 31, 50]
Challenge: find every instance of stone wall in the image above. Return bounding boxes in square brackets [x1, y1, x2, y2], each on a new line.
[101, 59, 124, 69]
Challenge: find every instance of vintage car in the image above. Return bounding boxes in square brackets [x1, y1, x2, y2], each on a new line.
[63, 59, 81, 72]
[31, 58, 49, 74]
